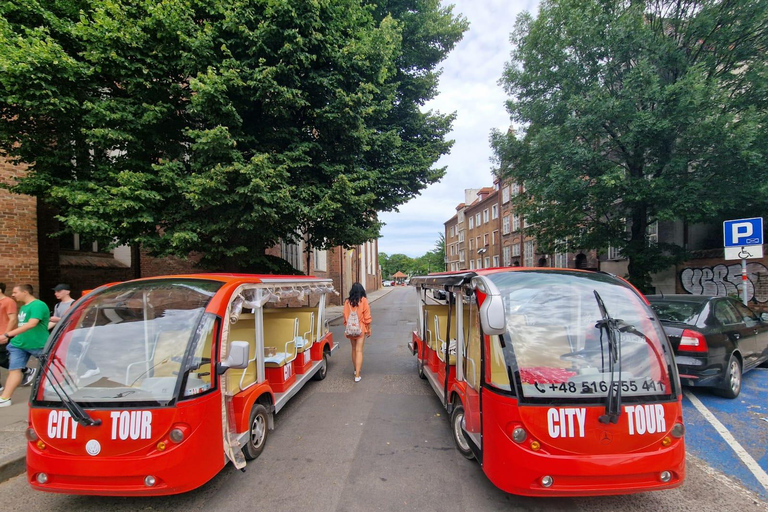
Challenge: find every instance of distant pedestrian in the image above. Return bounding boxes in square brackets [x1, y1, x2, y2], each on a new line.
[343, 282, 371, 383]
[0, 284, 50, 407]
[0, 283, 18, 393]
[48, 283, 75, 330]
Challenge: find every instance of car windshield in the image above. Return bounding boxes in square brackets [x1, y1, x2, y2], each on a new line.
[488, 271, 675, 401]
[39, 279, 222, 406]
[649, 300, 702, 324]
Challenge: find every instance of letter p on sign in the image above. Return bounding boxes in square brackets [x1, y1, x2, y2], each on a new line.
[732, 222, 753, 244]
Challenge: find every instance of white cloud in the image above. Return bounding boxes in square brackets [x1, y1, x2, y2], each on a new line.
[379, 0, 536, 258]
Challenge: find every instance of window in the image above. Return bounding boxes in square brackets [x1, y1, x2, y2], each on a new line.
[607, 246, 622, 260]
[492, 204, 498, 219]
[469, 259, 475, 270]
[524, 241, 535, 267]
[476, 236, 480, 249]
[314, 248, 327, 271]
[60, 234, 101, 253]
[475, 213, 481, 226]
[511, 183, 520, 196]
[647, 221, 658, 246]
[476, 258, 482, 269]
[523, 216, 530, 229]
[502, 215, 510, 235]
[512, 214, 520, 232]
[459, 250, 465, 262]
[492, 230, 498, 245]
[458, 211, 465, 223]
[502, 246, 511, 266]
[451, 244, 455, 256]
[450, 226, 454, 238]
[469, 217, 474, 229]
[459, 231, 465, 242]
[484, 256, 490, 268]
[483, 233, 489, 246]
[493, 255, 499, 267]
[469, 239, 473, 251]
[282, 240, 303, 271]
[554, 252, 568, 268]
[502, 186, 510, 204]
[483, 209, 489, 223]
[512, 243, 521, 257]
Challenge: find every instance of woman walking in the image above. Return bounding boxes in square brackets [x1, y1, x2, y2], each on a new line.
[343, 283, 371, 382]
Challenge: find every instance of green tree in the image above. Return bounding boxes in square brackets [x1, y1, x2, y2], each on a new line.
[0, 0, 467, 271]
[492, 0, 768, 291]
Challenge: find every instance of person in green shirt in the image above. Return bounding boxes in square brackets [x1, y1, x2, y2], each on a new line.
[0, 284, 50, 407]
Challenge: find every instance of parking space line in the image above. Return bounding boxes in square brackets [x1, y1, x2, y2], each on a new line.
[685, 390, 768, 493]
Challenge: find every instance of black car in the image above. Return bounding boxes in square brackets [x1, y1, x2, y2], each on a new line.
[432, 288, 447, 301]
[647, 294, 768, 398]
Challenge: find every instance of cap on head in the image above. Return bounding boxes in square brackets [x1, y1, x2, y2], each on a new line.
[53, 284, 71, 292]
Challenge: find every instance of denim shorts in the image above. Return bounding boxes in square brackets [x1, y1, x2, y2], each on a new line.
[7, 344, 43, 371]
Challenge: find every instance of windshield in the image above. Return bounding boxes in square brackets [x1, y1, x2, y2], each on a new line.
[488, 271, 675, 402]
[39, 279, 222, 406]
[648, 300, 703, 324]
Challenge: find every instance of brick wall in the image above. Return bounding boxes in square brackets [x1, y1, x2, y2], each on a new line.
[0, 156, 39, 294]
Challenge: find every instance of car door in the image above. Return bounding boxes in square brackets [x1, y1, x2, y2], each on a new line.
[729, 299, 764, 369]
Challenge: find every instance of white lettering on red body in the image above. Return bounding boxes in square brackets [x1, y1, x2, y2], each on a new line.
[47, 410, 79, 439]
[110, 410, 152, 440]
[546, 407, 586, 438]
[625, 404, 666, 435]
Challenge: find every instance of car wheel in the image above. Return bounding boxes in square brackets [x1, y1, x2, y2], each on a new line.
[417, 357, 427, 380]
[717, 354, 742, 399]
[451, 402, 475, 460]
[312, 351, 328, 381]
[243, 404, 269, 460]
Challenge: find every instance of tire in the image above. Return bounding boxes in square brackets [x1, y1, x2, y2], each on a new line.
[450, 402, 475, 460]
[716, 354, 742, 399]
[417, 358, 427, 380]
[243, 404, 269, 460]
[312, 351, 328, 381]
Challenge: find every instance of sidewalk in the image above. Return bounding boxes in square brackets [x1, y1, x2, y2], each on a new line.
[0, 285, 394, 484]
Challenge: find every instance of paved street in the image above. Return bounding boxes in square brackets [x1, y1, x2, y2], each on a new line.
[0, 286, 766, 510]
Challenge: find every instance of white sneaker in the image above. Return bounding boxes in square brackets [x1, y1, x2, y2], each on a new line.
[0, 397, 11, 407]
[80, 368, 101, 379]
[21, 367, 37, 386]
[354, 375, 362, 382]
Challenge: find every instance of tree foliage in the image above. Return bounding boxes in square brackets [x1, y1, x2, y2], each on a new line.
[380, 232, 445, 277]
[492, 0, 768, 291]
[0, 0, 467, 270]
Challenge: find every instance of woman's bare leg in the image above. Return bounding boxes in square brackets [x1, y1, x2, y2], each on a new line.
[353, 336, 365, 378]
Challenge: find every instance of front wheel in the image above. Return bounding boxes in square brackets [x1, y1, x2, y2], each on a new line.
[243, 404, 269, 460]
[450, 403, 475, 460]
[312, 352, 328, 381]
[716, 354, 742, 398]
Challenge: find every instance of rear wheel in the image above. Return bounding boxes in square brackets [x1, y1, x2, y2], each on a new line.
[312, 351, 328, 381]
[450, 402, 475, 460]
[717, 354, 742, 398]
[243, 404, 268, 460]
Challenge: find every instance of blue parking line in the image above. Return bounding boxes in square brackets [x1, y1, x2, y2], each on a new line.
[683, 368, 768, 498]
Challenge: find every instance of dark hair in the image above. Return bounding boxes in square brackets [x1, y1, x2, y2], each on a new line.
[0, 282, 5, 294]
[18, 284, 34, 294]
[348, 282, 366, 308]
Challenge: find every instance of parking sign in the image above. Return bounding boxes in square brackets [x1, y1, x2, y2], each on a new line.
[723, 217, 763, 260]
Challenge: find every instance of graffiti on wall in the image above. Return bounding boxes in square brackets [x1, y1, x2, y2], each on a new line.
[680, 262, 768, 303]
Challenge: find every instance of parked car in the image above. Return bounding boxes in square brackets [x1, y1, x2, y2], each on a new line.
[383, 280, 393, 287]
[647, 294, 768, 398]
[432, 288, 447, 301]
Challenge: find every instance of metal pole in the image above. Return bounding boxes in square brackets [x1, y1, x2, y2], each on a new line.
[741, 256, 748, 305]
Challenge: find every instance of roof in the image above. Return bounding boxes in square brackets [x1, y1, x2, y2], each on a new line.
[120, 273, 333, 286]
[392, 271, 407, 278]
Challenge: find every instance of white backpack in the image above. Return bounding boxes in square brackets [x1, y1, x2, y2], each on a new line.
[345, 306, 363, 337]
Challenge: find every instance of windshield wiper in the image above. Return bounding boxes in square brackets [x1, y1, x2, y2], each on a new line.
[593, 291, 622, 425]
[42, 355, 101, 427]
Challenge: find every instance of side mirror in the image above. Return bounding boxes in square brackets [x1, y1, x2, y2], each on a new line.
[479, 293, 506, 335]
[217, 341, 250, 375]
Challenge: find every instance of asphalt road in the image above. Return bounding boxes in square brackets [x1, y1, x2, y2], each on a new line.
[0, 287, 766, 511]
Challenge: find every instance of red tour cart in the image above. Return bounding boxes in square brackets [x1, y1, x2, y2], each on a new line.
[409, 268, 685, 496]
[25, 274, 337, 496]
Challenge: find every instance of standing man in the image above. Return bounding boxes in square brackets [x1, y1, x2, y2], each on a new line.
[0, 283, 18, 393]
[48, 283, 75, 330]
[0, 285, 50, 407]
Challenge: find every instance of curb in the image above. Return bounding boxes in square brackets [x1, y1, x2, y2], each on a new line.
[0, 286, 396, 485]
[0, 448, 25, 485]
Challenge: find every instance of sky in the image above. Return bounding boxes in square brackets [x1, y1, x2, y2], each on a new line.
[378, 0, 539, 258]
